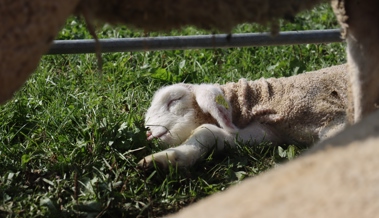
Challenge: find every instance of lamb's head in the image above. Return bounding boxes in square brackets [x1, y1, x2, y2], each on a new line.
[145, 83, 238, 147]
[145, 84, 200, 146]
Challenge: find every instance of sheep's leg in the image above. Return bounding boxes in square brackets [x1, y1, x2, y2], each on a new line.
[138, 122, 281, 169]
[347, 1, 379, 122]
[334, 0, 379, 122]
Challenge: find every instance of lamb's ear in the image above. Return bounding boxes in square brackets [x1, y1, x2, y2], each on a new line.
[192, 84, 238, 133]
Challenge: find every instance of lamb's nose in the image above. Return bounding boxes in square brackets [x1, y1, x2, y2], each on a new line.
[146, 131, 153, 140]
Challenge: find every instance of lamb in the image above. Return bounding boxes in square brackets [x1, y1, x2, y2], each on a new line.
[138, 64, 348, 169]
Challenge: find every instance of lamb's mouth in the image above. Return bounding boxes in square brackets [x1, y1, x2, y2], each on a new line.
[147, 130, 169, 140]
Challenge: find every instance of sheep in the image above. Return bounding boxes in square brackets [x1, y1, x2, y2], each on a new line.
[332, 0, 379, 122]
[0, 0, 80, 104]
[2, 1, 378, 125]
[168, 109, 379, 218]
[138, 64, 348, 169]
[0, 0, 322, 105]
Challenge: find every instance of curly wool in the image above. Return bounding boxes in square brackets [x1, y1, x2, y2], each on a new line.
[219, 64, 348, 145]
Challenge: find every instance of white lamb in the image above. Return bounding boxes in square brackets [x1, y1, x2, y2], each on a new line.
[138, 64, 348, 169]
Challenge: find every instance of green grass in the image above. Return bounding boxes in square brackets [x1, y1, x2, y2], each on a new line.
[0, 4, 345, 217]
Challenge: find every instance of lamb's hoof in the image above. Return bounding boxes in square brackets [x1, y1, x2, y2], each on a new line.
[137, 156, 168, 170]
[137, 150, 179, 170]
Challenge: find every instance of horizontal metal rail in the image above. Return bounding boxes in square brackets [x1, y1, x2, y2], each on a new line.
[47, 29, 343, 55]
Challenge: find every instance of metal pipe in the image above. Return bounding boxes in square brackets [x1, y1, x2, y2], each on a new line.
[47, 29, 343, 55]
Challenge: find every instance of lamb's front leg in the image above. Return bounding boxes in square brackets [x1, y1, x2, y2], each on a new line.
[138, 122, 280, 169]
[138, 124, 236, 169]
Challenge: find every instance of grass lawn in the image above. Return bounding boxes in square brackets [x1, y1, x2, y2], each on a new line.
[0, 4, 345, 217]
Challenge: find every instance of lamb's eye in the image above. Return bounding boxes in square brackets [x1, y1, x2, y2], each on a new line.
[167, 97, 181, 109]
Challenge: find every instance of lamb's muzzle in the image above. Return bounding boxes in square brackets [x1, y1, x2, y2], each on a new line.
[146, 130, 153, 140]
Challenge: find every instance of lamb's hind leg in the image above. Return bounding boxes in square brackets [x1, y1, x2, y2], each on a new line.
[138, 122, 280, 169]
